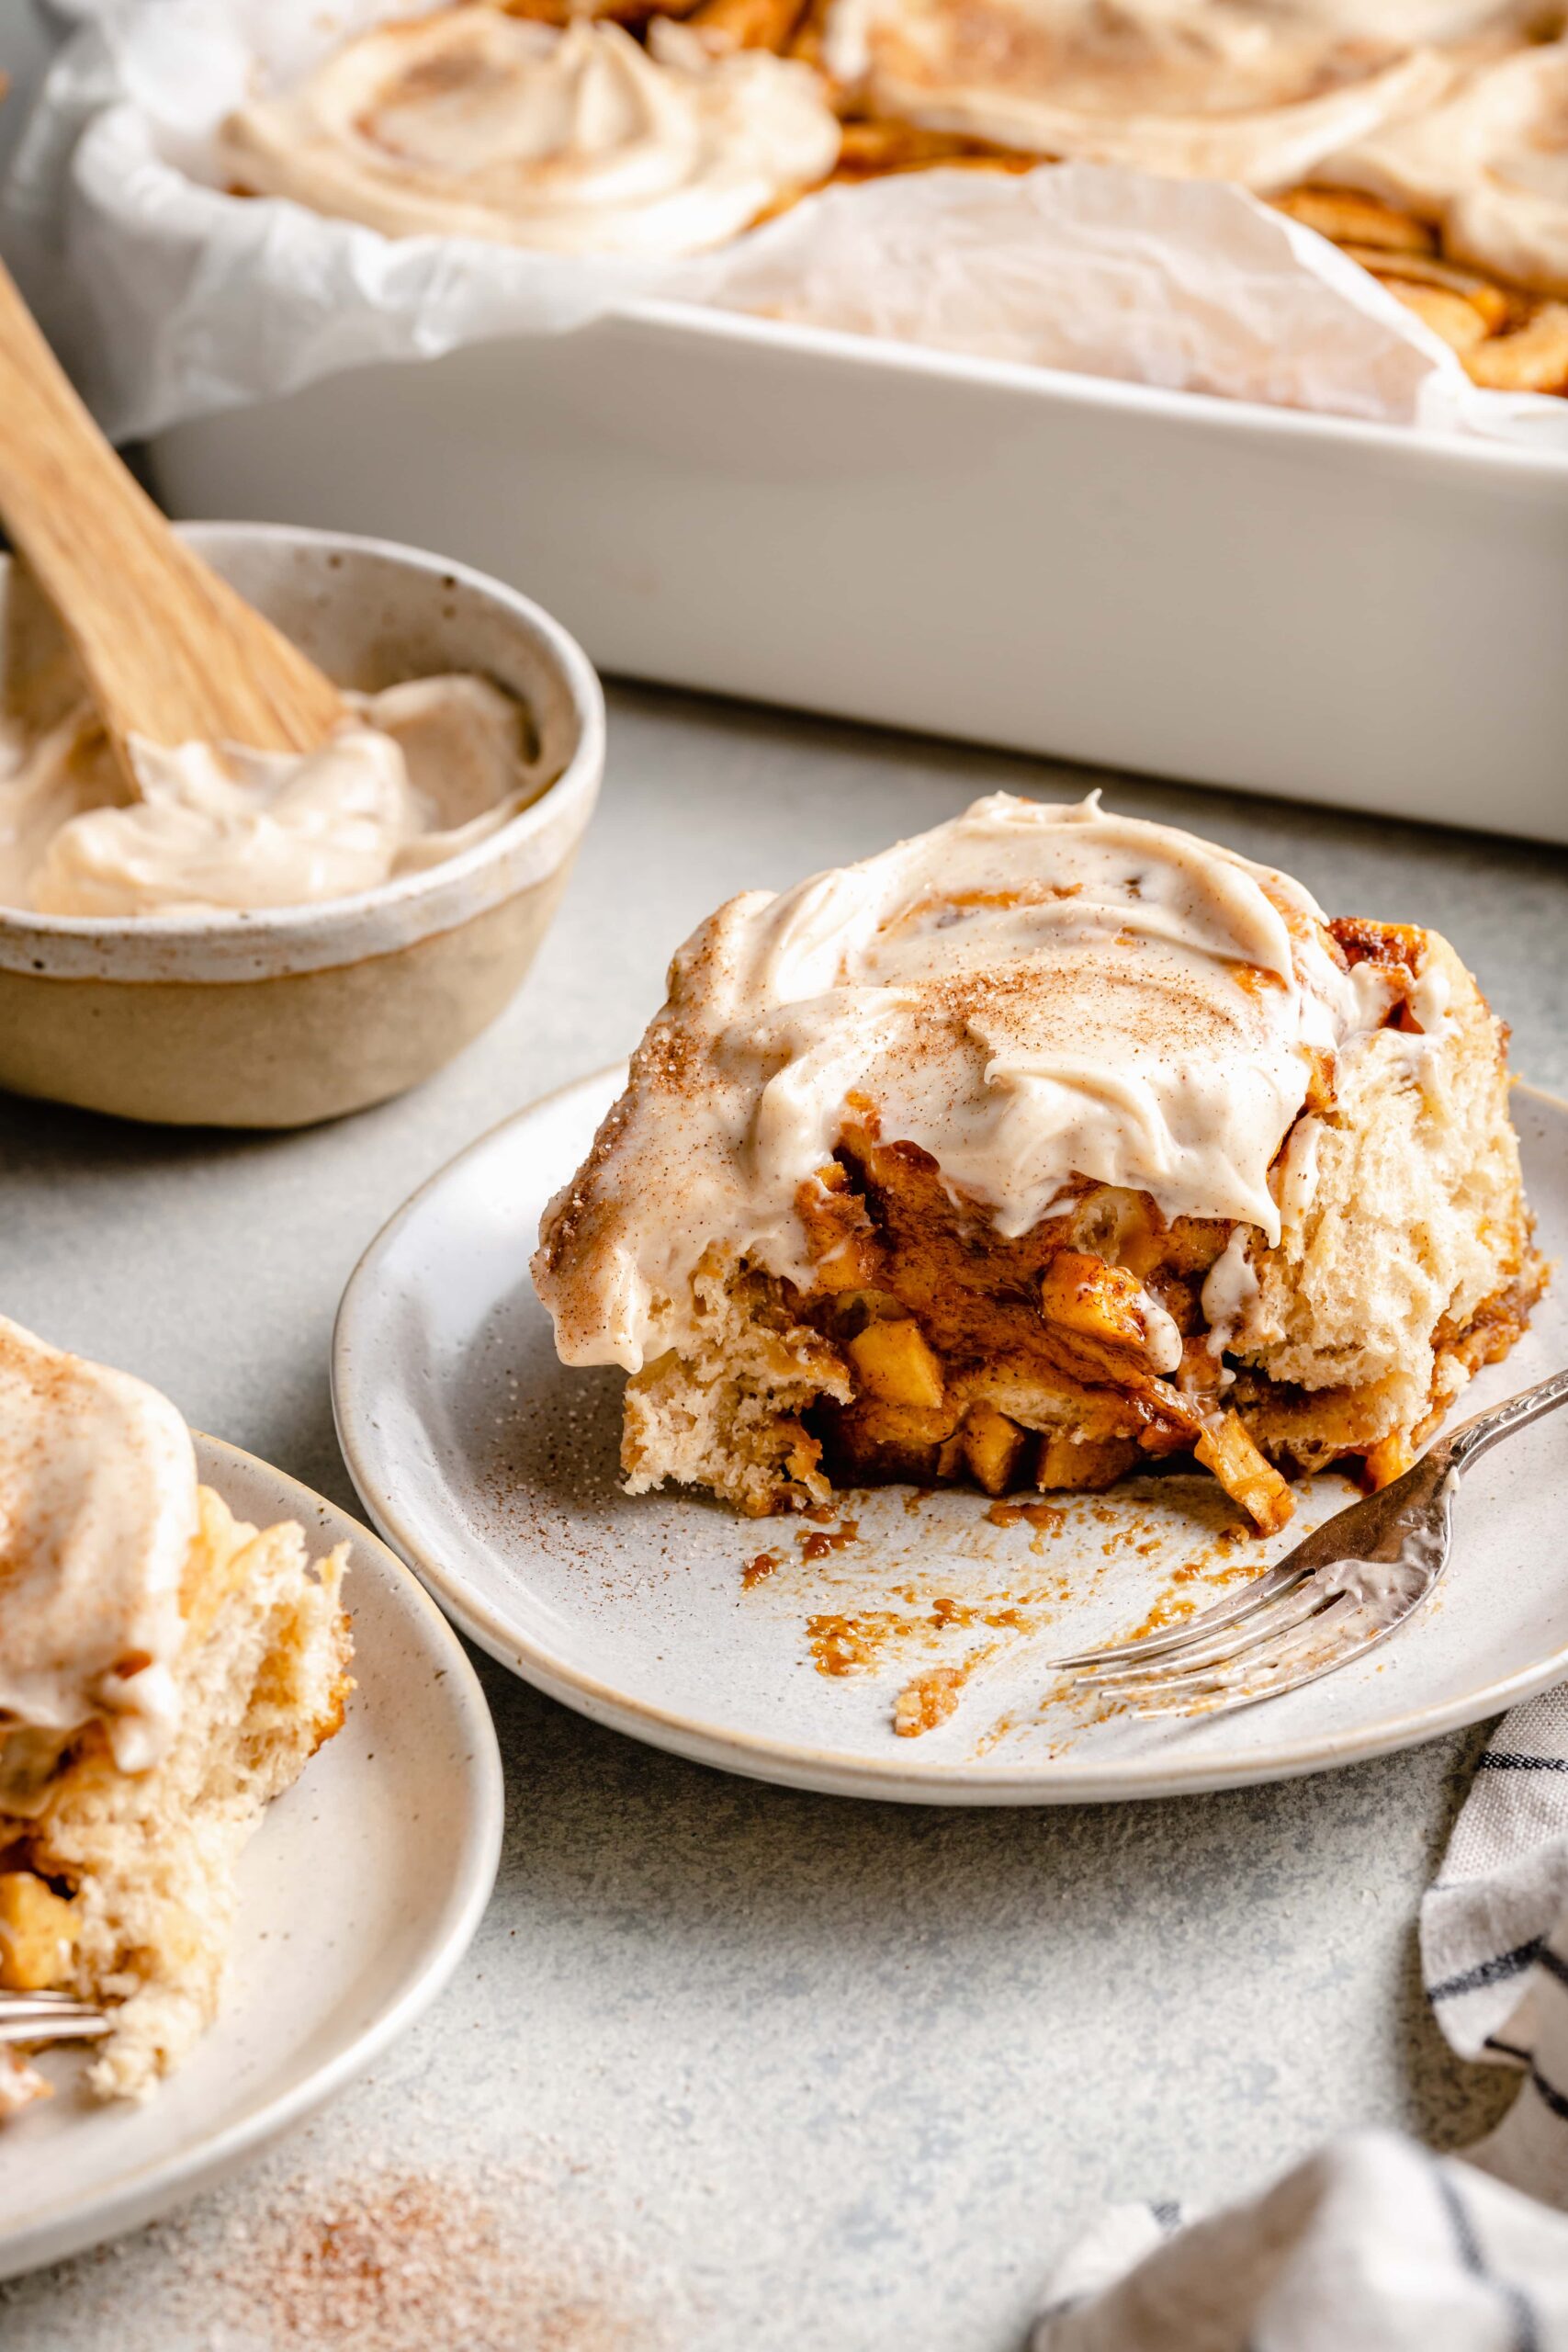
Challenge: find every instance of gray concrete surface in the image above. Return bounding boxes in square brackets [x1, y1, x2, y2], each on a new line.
[4, 687, 1566, 2349]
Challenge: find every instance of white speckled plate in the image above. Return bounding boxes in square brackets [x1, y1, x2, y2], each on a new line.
[0, 1437, 502, 2280]
[333, 1070, 1568, 1806]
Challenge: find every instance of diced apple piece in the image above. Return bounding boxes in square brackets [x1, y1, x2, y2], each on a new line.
[1036, 1432, 1141, 1491]
[1194, 1411, 1294, 1535]
[1040, 1251, 1160, 1356]
[960, 1402, 1027, 1496]
[795, 1164, 878, 1293]
[0, 1871, 78, 1994]
[847, 1317, 945, 1409]
[1364, 1433, 1416, 1490]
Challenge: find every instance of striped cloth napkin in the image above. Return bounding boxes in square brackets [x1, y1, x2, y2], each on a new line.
[1033, 1690, 1568, 2349]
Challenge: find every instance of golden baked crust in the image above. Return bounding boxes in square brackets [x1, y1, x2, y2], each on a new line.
[0, 1486, 351, 2105]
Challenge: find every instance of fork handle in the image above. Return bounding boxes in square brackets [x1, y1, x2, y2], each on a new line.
[1446, 1363, 1568, 1476]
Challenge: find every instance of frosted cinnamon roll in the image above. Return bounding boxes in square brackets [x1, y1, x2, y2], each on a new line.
[1317, 36, 1568, 297]
[0, 1317, 351, 2110]
[218, 6, 840, 257]
[534, 795, 1544, 1530]
[817, 0, 1515, 191]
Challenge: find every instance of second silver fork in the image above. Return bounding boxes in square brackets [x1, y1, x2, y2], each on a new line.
[1048, 1363, 1568, 1722]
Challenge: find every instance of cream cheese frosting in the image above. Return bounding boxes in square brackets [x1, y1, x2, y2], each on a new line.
[1319, 36, 1568, 297]
[0, 673, 538, 919]
[0, 1317, 196, 1775]
[535, 791, 1398, 1372]
[818, 0, 1480, 189]
[217, 9, 840, 258]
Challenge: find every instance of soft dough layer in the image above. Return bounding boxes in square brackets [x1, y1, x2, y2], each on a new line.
[1231, 926, 1540, 1470]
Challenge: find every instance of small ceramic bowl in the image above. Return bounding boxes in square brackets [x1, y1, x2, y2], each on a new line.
[0, 524, 604, 1126]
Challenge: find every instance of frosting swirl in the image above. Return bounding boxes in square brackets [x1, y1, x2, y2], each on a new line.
[818, 0, 1509, 189]
[1321, 36, 1568, 297]
[217, 9, 840, 257]
[535, 792, 1396, 1372]
[0, 1317, 195, 1774]
[0, 674, 539, 919]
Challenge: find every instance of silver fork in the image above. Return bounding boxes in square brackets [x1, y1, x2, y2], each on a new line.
[0, 1993, 109, 2046]
[1049, 1363, 1568, 1721]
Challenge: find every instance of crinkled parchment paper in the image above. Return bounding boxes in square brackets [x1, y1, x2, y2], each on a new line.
[684, 165, 1568, 439]
[4, 0, 1566, 450]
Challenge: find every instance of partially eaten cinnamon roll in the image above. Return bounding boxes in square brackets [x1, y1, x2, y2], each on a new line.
[533, 794, 1544, 1532]
[0, 1318, 352, 2115]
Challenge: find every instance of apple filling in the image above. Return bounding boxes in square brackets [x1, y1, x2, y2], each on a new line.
[793, 1116, 1296, 1532]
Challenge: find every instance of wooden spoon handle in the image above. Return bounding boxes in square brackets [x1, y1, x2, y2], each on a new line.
[0, 258, 344, 760]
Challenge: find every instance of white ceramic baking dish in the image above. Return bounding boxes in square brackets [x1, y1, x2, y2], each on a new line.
[147, 299, 1568, 844]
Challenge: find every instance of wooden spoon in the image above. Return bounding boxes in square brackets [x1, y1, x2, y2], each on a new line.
[0, 257, 345, 780]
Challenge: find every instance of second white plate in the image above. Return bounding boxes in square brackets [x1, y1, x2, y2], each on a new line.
[0, 1435, 503, 2281]
[333, 1069, 1568, 1805]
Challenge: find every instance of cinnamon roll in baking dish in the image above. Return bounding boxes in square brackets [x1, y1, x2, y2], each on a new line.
[217, 0, 1568, 388]
[218, 3, 840, 256]
[533, 796, 1544, 1530]
[810, 0, 1568, 385]
[818, 0, 1465, 192]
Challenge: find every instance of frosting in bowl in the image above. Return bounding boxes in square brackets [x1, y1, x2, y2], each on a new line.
[818, 0, 1530, 188]
[0, 673, 541, 919]
[0, 1316, 195, 1774]
[217, 9, 840, 257]
[1320, 36, 1568, 296]
[534, 791, 1397, 1372]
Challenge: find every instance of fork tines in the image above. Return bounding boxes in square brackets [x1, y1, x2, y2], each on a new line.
[0, 1993, 111, 2044]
